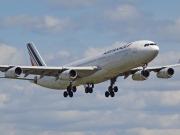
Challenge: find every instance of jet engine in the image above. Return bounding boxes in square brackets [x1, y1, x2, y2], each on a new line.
[59, 69, 77, 81]
[132, 70, 150, 81]
[4, 67, 23, 78]
[157, 68, 174, 78]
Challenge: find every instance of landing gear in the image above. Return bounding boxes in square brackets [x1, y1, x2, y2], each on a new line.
[105, 77, 119, 98]
[72, 86, 77, 92]
[105, 91, 110, 97]
[69, 91, 73, 98]
[114, 86, 118, 92]
[84, 83, 94, 94]
[63, 81, 77, 98]
[142, 63, 148, 74]
[142, 63, 148, 70]
[142, 63, 148, 67]
[63, 91, 68, 97]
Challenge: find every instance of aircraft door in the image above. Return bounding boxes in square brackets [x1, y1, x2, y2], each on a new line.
[133, 47, 137, 53]
[132, 47, 138, 62]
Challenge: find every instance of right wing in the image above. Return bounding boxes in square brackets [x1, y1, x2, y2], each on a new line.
[118, 63, 180, 79]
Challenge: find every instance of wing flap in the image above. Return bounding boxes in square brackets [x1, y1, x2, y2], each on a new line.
[0, 76, 34, 81]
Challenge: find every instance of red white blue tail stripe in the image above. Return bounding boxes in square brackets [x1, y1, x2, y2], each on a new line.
[27, 43, 47, 66]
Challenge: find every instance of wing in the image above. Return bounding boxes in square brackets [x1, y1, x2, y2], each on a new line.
[119, 64, 180, 79]
[0, 65, 100, 79]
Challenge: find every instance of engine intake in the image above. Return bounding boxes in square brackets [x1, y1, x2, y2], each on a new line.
[59, 69, 77, 80]
[157, 68, 174, 78]
[5, 67, 23, 78]
[132, 70, 150, 81]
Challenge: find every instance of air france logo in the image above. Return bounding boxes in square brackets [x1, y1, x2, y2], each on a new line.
[127, 43, 132, 47]
[103, 43, 132, 55]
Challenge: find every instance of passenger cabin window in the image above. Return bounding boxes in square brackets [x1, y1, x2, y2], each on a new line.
[144, 43, 156, 47]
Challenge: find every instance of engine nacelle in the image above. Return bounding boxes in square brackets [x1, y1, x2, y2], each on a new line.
[132, 70, 150, 81]
[157, 68, 174, 78]
[5, 67, 23, 78]
[59, 69, 77, 81]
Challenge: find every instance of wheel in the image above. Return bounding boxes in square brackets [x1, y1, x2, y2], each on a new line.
[85, 87, 89, 93]
[108, 86, 113, 92]
[114, 86, 118, 92]
[110, 91, 115, 97]
[89, 88, 93, 93]
[105, 91, 110, 98]
[34, 76, 38, 84]
[69, 91, 73, 98]
[67, 86, 71, 92]
[63, 91, 68, 97]
[72, 86, 77, 92]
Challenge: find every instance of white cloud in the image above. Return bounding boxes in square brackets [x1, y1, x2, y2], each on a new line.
[153, 18, 180, 42]
[41, 131, 52, 135]
[0, 15, 70, 34]
[0, 124, 16, 135]
[42, 50, 71, 65]
[57, 50, 70, 57]
[47, 0, 97, 9]
[47, 0, 141, 9]
[36, 16, 70, 34]
[0, 15, 40, 27]
[141, 129, 180, 135]
[149, 51, 180, 66]
[0, 44, 24, 65]
[126, 128, 180, 135]
[103, 5, 141, 21]
[42, 132, 85, 135]
[160, 91, 180, 106]
[43, 53, 55, 62]
[0, 94, 8, 108]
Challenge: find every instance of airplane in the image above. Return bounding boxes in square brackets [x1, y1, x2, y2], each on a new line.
[0, 40, 179, 98]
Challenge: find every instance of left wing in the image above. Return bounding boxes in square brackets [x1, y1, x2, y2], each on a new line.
[0, 65, 100, 79]
[0, 42, 101, 79]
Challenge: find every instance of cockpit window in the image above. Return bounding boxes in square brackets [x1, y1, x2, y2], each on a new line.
[150, 43, 156, 45]
[144, 43, 156, 47]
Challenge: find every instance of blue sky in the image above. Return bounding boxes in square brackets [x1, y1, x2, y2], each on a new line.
[1, 0, 180, 135]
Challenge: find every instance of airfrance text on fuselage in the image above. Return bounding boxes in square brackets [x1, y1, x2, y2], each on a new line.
[103, 44, 131, 55]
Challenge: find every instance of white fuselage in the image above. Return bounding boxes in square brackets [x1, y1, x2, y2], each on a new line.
[36, 40, 159, 90]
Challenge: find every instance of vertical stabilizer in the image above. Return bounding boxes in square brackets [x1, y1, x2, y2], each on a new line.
[27, 43, 47, 66]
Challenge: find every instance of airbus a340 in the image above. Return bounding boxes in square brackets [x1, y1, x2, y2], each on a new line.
[0, 40, 179, 98]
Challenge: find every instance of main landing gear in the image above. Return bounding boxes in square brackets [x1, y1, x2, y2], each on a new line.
[63, 81, 77, 98]
[142, 63, 148, 74]
[105, 77, 118, 98]
[85, 83, 94, 94]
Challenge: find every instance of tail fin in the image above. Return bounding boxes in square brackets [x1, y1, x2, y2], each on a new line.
[27, 43, 47, 66]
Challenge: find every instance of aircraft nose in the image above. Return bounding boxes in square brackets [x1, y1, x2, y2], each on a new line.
[151, 45, 159, 56]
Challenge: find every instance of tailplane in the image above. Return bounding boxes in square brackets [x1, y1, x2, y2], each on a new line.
[27, 43, 47, 66]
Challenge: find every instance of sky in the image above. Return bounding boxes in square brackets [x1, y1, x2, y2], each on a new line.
[1, 0, 180, 135]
